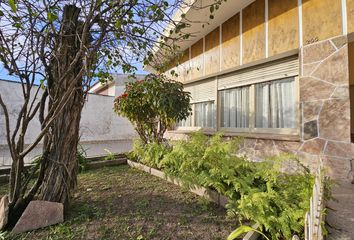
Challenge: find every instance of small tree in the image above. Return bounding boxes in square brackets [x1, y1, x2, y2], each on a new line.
[114, 74, 191, 144]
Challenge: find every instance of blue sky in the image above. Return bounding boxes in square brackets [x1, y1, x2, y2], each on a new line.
[0, 61, 149, 85]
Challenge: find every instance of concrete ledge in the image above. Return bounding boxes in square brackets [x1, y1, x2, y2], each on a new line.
[0, 165, 31, 176]
[86, 158, 127, 170]
[86, 154, 126, 162]
[127, 160, 151, 173]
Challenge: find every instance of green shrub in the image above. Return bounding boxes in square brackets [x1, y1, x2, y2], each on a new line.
[159, 131, 314, 239]
[129, 138, 171, 168]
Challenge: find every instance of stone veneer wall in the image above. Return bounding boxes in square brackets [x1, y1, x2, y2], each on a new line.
[239, 35, 353, 183]
[301, 35, 353, 182]
[167, 35, 354, 183]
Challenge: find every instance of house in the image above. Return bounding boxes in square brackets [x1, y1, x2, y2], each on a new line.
[89, 74, 146, 96]
[151, 0, 354, 236]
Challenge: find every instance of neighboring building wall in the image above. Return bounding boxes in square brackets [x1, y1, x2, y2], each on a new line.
[96, 85, 111, 96]
[165, 0, 354, 183]
[0, 80, 137, 166]
[89, 74, 146, 97]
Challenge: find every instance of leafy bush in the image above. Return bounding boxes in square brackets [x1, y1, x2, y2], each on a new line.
[114, 74, 191, 144]
[151, 131, 314, 239]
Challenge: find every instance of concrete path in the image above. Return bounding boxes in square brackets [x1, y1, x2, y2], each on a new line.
[327, 182, 354, 240]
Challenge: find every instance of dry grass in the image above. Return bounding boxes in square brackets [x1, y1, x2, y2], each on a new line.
[1, 165, 237, 240]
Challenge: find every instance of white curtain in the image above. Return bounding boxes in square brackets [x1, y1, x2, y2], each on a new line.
[255, 78, 295, 128]
[220, 87, 249, 128]
[177, 114, 192, 127]
[194, 101, 215, 128]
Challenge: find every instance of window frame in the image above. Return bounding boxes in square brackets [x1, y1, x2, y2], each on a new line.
[176, 100, 217, 131]
[218, 76, 300, 136]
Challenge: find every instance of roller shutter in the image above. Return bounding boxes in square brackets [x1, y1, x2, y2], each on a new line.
[184, 78, 216, 103]
[218, 57, 299, 90]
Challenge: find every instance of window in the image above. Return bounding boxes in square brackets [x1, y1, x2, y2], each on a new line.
[177, 115, 192, 127]
[255, 78, 296, 129]
[219, 77, 298, 133]
[175, 57, 299, 135]
[194, 101, 215, 128]
[220, 86, 250, 128]
[176, 101, 216, 129]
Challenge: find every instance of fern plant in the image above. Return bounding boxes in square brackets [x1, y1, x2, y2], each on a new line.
[130, 131, 315, 239]
[129, 138, 170, 168]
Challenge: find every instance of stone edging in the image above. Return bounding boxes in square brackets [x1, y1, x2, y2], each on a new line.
[126, 159, 260, 240]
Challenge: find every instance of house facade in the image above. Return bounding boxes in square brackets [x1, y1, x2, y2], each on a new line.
[160, 0, 354, 184]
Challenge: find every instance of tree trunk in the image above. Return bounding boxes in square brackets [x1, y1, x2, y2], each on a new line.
[37, 5, 84, 209]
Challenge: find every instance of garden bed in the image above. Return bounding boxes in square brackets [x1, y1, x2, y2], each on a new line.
[0, 165, 238, 240]
[127, 160, 229, 208]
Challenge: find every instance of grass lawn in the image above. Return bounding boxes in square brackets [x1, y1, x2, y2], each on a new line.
[0, 165, 237, 240]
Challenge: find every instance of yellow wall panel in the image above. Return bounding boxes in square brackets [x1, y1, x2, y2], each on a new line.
[348, 0, 354, 34]
[268, 0, 299, 56]
[222, 13, 240, 70]
[179, 49, 190, 82]
[302, 0, 342, 44]
[190, 39, 204, 80]
[204, 27, 220, 75]
[242, 0, 265, 64]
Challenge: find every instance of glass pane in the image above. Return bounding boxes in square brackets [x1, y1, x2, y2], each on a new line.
[220, 86, 250, 128]
[177, 114, 192, 127]
[194, 101, 215, 128]
[255, 78, 296, 128]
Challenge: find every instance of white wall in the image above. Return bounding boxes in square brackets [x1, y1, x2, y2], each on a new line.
[0, 80, 137, 166]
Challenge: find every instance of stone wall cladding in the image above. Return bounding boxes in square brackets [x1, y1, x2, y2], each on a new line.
[299, 35, 353, 182]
